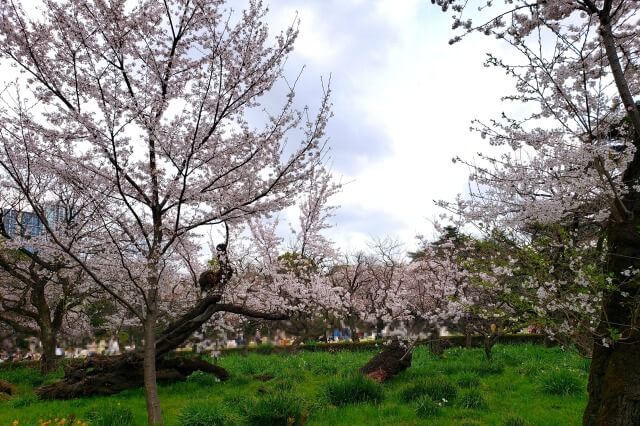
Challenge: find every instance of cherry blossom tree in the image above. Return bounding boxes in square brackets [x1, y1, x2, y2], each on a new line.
[432, 0, 640, 422]
[328, 250, 374, 340]
[332, 235, 467, 353]
[491, 225, 603, 355]
[332, 235, 472, 353]
[0, 247, 89, 373]
[0, 0, 334, 423]
[0, 182, 95, 372]
[453, 230, 587, 358]
[339, 239, 411, 338]
[405, 246, 462, 351]
[209, 167, 344, 345]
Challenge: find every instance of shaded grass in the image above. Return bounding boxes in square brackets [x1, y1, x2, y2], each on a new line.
[456, 371, 481, 388]
[246, 391, 308, 425]
[458, 389, 487, 409]
[0, 343, 588, 425]
[177, 402, 238, 426]
[323, 374, 384, 406]
[540, 369, 583, 396]
[397, 376, 458, 404]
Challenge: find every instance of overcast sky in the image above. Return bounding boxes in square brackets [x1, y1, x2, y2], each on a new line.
[247, 0, 516, 252]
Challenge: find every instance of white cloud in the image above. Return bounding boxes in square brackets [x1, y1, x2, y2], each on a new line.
[267, 4, 350, 69]
[306, 3, 517, 249]
[373, 0, 424, 34]
[254, 1, 524, 251]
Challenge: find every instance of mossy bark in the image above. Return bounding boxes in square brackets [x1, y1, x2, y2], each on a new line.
[584, 219, 640, 425]
[36, 354, 228, 399]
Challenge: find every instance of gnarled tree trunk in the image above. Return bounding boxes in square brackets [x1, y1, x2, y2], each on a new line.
[39, 327, 58, 375]
[360, 339, 412, 383]
[155, 293, 223, 356]
[36, 354, 229, 399]
[37, 291, 286, 399]
[584, 217, 640, 425]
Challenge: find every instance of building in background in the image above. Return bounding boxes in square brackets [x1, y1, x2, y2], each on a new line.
[1, 205, 66, 239]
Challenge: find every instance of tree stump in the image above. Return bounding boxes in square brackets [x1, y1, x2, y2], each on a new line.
[360, 340, 412, 383]
[0, 379, 16, 396]
[36, 354, 228, 399]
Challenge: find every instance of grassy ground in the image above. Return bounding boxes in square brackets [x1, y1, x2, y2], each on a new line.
[0, 343, 589, 425]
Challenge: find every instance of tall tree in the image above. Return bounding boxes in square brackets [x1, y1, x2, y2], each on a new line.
[0, 1, 334, 424]
[432, 0, 640, 423]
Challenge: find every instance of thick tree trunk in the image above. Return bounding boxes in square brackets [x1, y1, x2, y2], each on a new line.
[143, 301, 163, 426]
[585, 336, 640, 425]
[375, 318, 384, 340]
[155, 293, 222, 356]
[39, 328, 58, 375]
[583, 20, 640, 423]
[349, 326, 359, 343]
[32, 275, 61, 375]
[348, 317, 359, 342]
[584, 219, 640, 426]
[465, 332, 472, 349]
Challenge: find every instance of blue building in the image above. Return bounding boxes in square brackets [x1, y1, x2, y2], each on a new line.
[1, 205, 65, 238]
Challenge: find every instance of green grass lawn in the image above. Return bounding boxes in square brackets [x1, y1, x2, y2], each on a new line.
[0, 343, 589, 425]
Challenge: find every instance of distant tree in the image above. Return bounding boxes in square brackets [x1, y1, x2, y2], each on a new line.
[407, 231, 480, 356]
[0, 195, 91, 373]
[408, 225, 464, 260]
[328, 239, 414, 342]
[328, 251, 372, 341]
[359, 239, 410, 338]
[0, 250, 88, 372]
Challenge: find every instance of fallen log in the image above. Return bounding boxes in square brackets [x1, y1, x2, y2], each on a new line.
[37, 270, 288, 400]
[360, 339, 412, 383]
[0, 379, 16, 396]
[36, 354, 228, 399]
